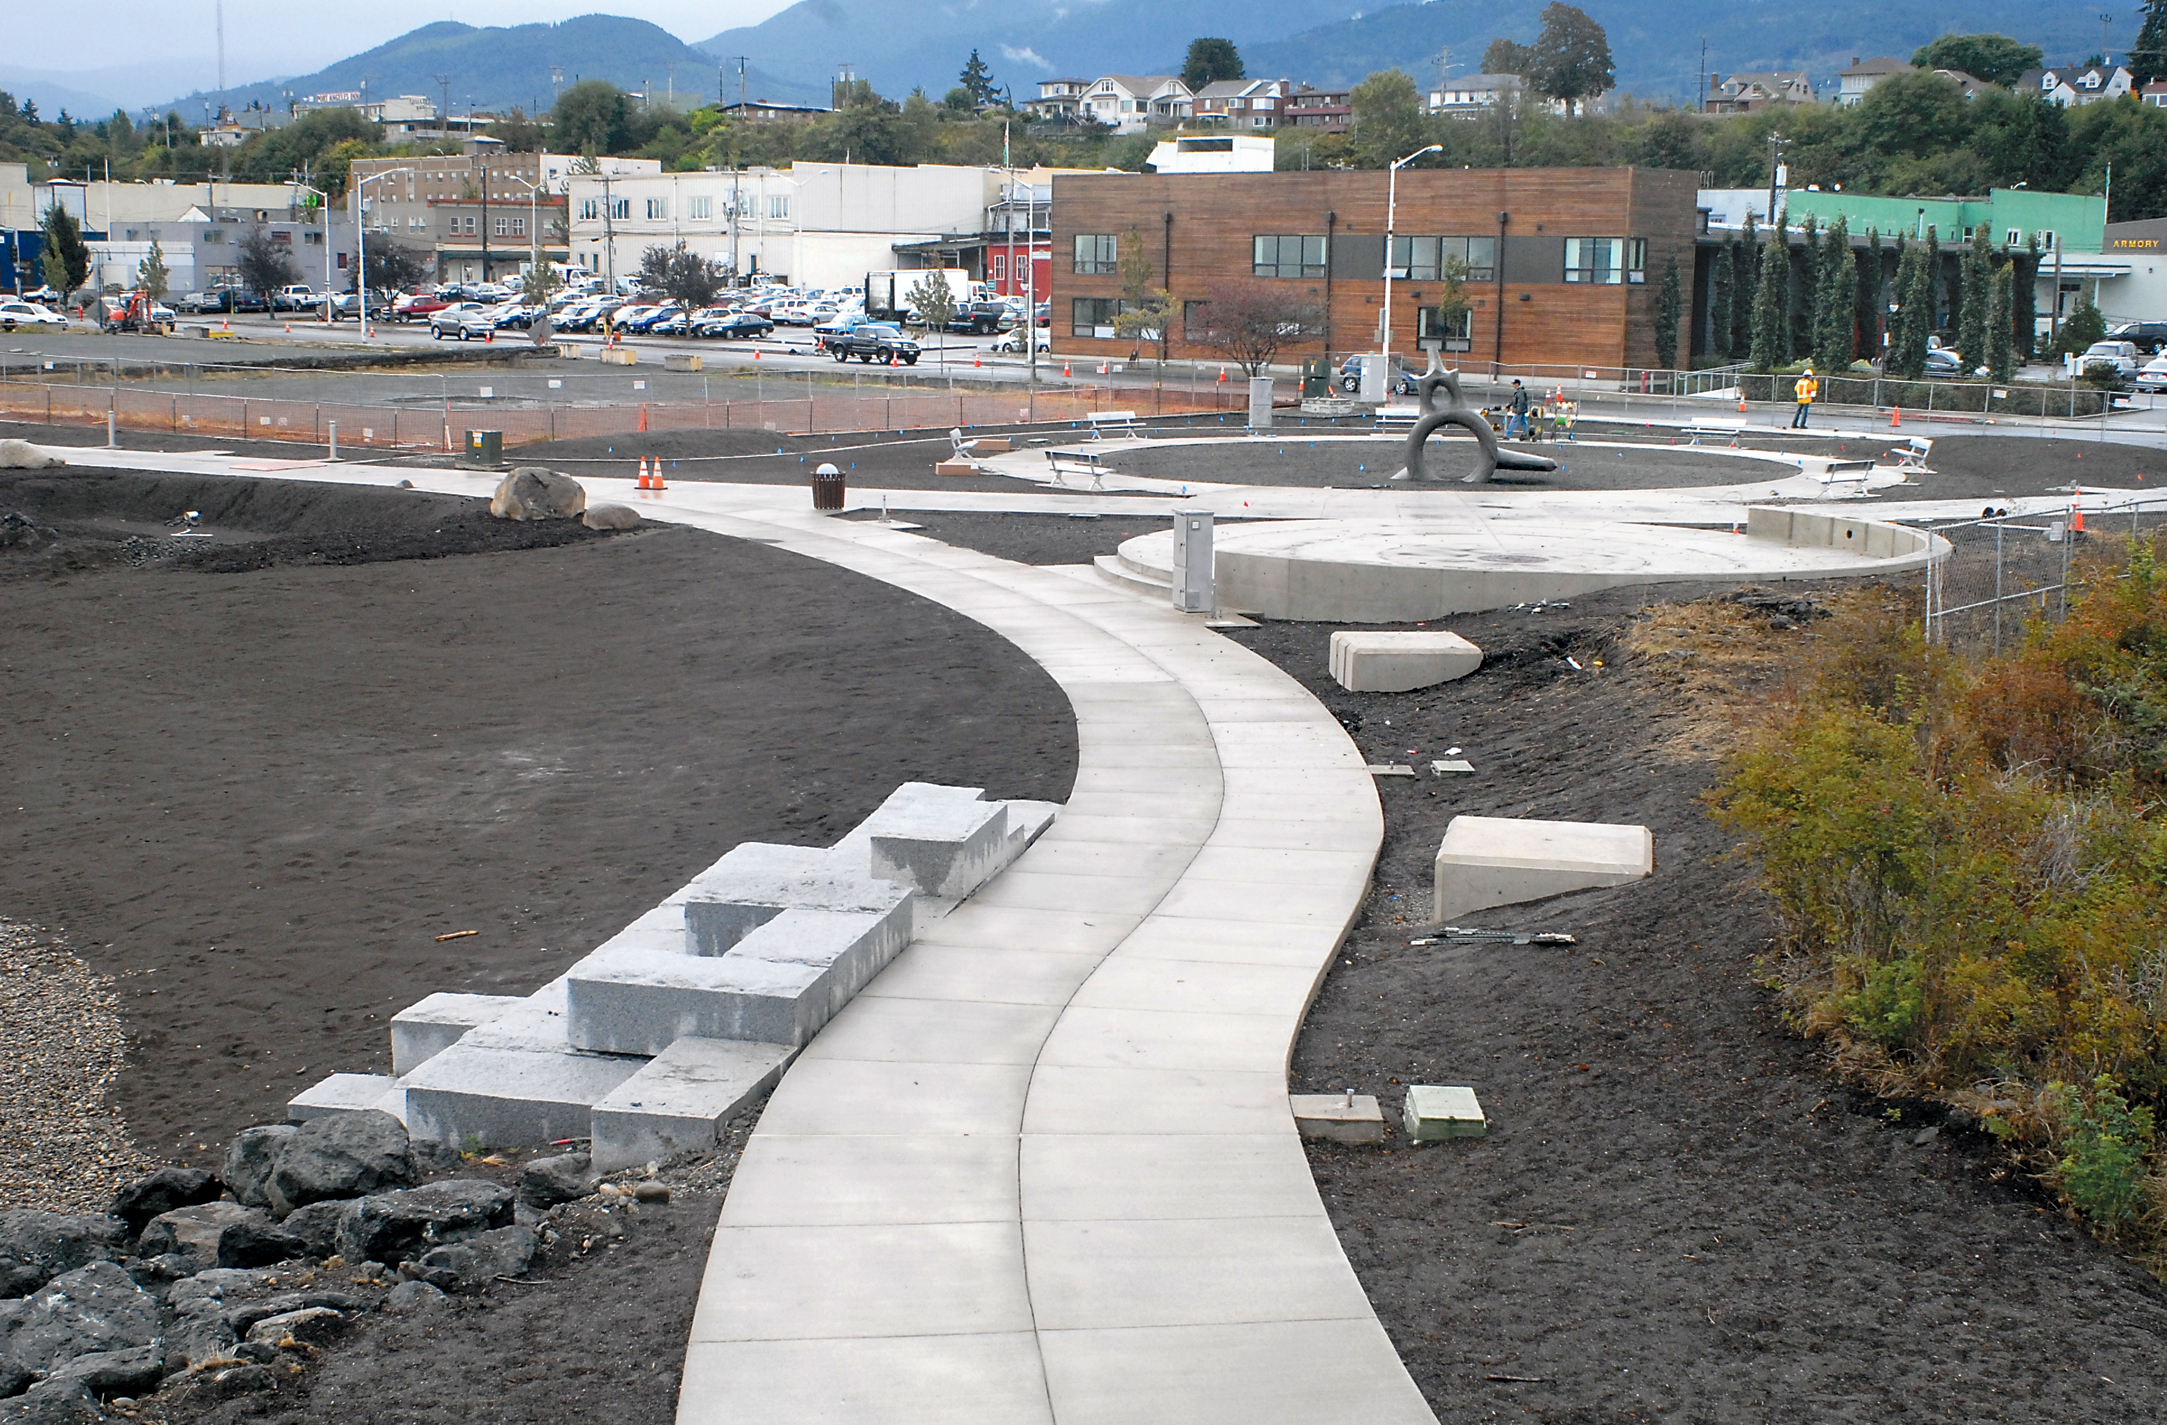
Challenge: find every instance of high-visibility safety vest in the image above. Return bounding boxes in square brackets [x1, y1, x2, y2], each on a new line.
[1795, 375, 1818, 404]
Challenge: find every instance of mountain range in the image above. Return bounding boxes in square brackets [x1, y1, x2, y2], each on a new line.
[0, 3, 2137, 134]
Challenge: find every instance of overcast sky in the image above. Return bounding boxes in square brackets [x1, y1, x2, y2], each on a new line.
[37, 2, 797, 87]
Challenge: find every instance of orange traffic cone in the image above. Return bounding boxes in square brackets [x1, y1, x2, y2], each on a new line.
[1218, 367, 1228, 383]
[752, 347, 762, 360]
[637, 404, 649, 433]
[651, 465, 665, 491]
[283, 323, 291, 333]
[636, 457, 652, 490]
[1062, 361, 1071, 377]
[1737, 395, 1747, 413]
[1891, 406, 1902, 427]
[974, 355, 981, 368]
[2071, 506, 2085, 534]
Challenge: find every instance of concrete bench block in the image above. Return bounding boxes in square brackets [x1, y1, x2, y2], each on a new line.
[1403, 1085, 1486, 1141]
[1330, 630, 1483, 693]
[664, 352, 702, 372]
[589, 1038, 795, 1172]
[391, 993, 529, 1075]
[288, 1073, 399, 1122]
[682, 842, 912, 956]
[1433, 815, 1652, 922]
[869, 799, 1009, 899]
[1290, 1093, 1386, 1145]
[402, 1040, 646, 1152]
[599, 346, 637, 365]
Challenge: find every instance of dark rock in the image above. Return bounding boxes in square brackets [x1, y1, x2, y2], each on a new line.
[403, 1225, 538, 1292]
[518, 1153, 595, 1208]
[277, 1200, 357, 1258]
[232, 1341, 277, 1365]
[137, 1204, 301, 1271]
[163, 1301, 237, 1371]
[582, 503, 640, 531]
[630, 1182, 670, 1204]
[160, 1362, 275, 1409]
[222, 1291, 369, 1338]
[242, 1307, 345, 1348]
[335, 1181, 514, 1267]
[109, 1168, 221, 1236]
[0, 1382, 102, 1424]
[0, 1214, 127, 1299]
[0, 1262, 160, 1373]
[1947, 1108, 1977, 1130]
[409, 1139, 462, 1175]
[34, 1344, 165, 1400]
[121, 1255, 196, 1290]
[221, 1126, 296, 1210]
[381, 1280, 446, 1315]
[264, 1111, 417, 1217]
[0, 1358, 26, 1399]
[488, 468, 585, 521]
[162, 1269, 264, 1310]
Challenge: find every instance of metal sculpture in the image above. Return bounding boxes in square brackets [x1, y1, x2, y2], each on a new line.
[1392, 364, 1558, 484]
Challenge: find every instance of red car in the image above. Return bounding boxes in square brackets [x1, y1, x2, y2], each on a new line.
[393, 291, 450, 322]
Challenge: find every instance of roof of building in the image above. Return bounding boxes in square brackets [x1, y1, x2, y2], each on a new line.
[1839, 56, 1913, 77]
[1092, 75, 1182, 94]
[1436, 73, 1527, 94]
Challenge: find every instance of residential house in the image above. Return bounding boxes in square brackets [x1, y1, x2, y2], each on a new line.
[1427, 73, 1527, 116]
[1928, 69, 1996, 100]
[1079, 76, 1191, 133]
[718, 100, 830, 123]
[1283, 84, 1353, 132]
[1704, 72, 1815, 113]
[2018, 63, 2135, 106]
[1190, 79, 1293, 130]
[1834, 57, 1913, 106]
[1025, 79, 1091, 122]
[2142, 80, 2167, 107]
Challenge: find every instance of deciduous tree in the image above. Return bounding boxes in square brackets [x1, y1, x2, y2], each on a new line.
[1112, 227, 1174, 360]
[1526, 3, 1614, 116]
[553, 81, 632, 158]
[235, 225, 297, 302]
[1482, 39, 1533, 76]
[1349, 70, 1429, 170]
[1910, 33, 2045, 88]
[136, 238, 169, 304]
[1186, 281, 1322, 377]
[636, 241, 723, 309]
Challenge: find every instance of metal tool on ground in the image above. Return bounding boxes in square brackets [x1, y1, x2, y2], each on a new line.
[1408, 927, 1579, 946]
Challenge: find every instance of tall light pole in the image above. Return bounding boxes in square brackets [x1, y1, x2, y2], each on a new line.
[353, 167, 412, 339]
[1382, 143, 1443, 368]
[288, 179, 334, 322]
[504, 173, 548, 286]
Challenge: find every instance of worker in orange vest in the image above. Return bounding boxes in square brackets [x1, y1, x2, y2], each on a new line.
[1791, 367, 1818, 429]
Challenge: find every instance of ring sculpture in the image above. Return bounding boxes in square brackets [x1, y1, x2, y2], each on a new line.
[1391, 366, 1559, 484]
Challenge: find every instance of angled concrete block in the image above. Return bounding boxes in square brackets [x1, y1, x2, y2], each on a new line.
[288, 1073, 399, 1122]
[1432, 814, 1652, 922]
[870, 798, 1010, 899]
[1330, 630, 1482, 693]
[391, 993, 529, 1075]
[1403, 1085, 1485, 1141]
[682, 842, 912, 957]
[401, 1038, 646, 1151]
[590, 1037, 795, 1172]
[1289, 1093, 1386, 1145]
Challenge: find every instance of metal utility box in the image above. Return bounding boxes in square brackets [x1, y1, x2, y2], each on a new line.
[1354, 353, 1387, 404]
[1247, 376, 1274, 429]
[1170, 509, 1214, 614]
[466, 430, 503, 466]
[1301, 358, 1333, 399]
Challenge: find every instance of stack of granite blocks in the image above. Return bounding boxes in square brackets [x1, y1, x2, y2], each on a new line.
[287, 784, 1055, 1170]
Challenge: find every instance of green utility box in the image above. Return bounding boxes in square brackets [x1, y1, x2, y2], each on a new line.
[466, 430, 504, 466]
[1301, 358, 1333, 399]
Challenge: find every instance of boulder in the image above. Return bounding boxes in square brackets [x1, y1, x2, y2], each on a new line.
[221, 1126, 296, 1210]
[0, 513, 58, 550]
[162, 1301, 237, 1371]
[277, 1199, 357, 1258]
[162, 1269, 263, 1310]
[381, 1280, 447, 1315]
[110, 1168, 221, 1236]
[488, 468, 585, 522]
[264, 1110, 416, 1216]
[32, 1345, 165, 1401]
[334, 1181, 514, 1267]
[0, 1359, 26, 1399]
[403, 1225, 537, 1292]
[581, 503, 640, 531]
[0, 1384, 102, 1424]
[0, 1262, 160, 1374]
[518, 1153, 596, 1208]
[0, 441, 62, 471]
[137, 1204, 301, 1270]
[221, 1291, 368, 1338]
[242, 1307, 346, 1349]
[120, 1256, 195, 1290]
[0, 1214, 126, 1300]
[159, 1362, 275, 1409]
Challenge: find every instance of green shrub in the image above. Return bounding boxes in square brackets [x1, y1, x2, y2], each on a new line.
[2054, 1077, 2156, 1231]
[1840, 954, 1928, 1046]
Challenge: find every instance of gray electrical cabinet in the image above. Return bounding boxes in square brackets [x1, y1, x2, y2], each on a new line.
[1170, 509, 1214, 614]
[1247, 376, 1274, 428]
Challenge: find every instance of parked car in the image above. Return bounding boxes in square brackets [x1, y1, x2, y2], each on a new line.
[492, 303, 542, 330]
[696, 310, 775, 340]
[2136, 355, 2167, 394]
[393, 291, 450, 322]
[827, 321, 921, 365]
[990, 326, 1047, 354]
[21, 285, 60, 305]
[271, 284, 321, 312]
[2078, 340, 2140, 379]
[945, 298, 1011, 336]
[0, 299, 66, 330]
[429, 302, 499, 340]
[623, 304, 684, 334]
[330, 291, 387, 319]
[2107, 320, 2167, 355]
[1922, 347, 1967, 377]
[1336, 356, 1422, 396]
[183, 287, 266, 314]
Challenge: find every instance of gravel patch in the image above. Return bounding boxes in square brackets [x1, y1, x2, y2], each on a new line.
[0, 919, 149, 1211]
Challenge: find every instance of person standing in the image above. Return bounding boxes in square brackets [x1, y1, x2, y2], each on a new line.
[1791, 366, 1818, 428]
[1508, 379, 1531, 438]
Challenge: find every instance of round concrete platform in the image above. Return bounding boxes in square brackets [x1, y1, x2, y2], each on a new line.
[1114, 510, 1945, 622]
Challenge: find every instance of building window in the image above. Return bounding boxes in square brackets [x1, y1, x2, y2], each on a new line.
[2037, 229, 2057, 250]
[579, 199, 598, 220]
[1183, 299, 1213, 339]
[303, 230, 322, 245]
[1071, 295, 1126, 337]
[688, 196, 711, 220]
[271, 230, 291, 245]
[2006, 227, 2022, 246]
[1626, 238, 1647, 282]
[1416, 305, 1474, 350]
[1253, 234, 1326, 279]
[1387, 235, 1497, 283]
[993, 254, 1007, 280]
[646, 198, 668, 220]
[767, 195, 788, 219]
[1073, 233, 1118, 275]
[610, 198, 631, 220]
[202, 229, 224, 244]
[494, 216, 509, 236]
[1564, 237, 1626, 284]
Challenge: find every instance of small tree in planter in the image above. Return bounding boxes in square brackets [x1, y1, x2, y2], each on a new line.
[906, 269, 956, 368]
[1186, 281, 1323, 378]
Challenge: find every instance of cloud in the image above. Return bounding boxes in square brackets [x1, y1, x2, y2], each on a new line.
[1000, 46, 1048, 70]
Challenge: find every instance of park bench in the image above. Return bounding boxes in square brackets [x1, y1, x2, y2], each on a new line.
[1890, 435, 1934, 471]
[1084, 410, 1139, 438]
[1682, 416, 1748, 447]
[1045, 448, 1108, 490]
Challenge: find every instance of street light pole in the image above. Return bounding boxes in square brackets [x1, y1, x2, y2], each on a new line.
[353, 167, 413, 339]
[1383, 143, 1443, 369]
[288, 179, 333, 323]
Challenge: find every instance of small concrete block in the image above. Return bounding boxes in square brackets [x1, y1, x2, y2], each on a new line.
[664, 352, 702, 372]
[1433, 815, 1653, 922]
[934, 458, 978, 476]
[1402, 1085, 1486, 1141]
[391, 993, 529, 1075]
[1430, 759, 1473, 776]
[599, 346, 638, 365]
[869, 798, 1009, 899]
[1330, 630, 1483, 693]
[401, 1040, 646, 1151]
[971, 437, 1013, 454]
[288, 1073, 399, 1122]
[1367, 764, 1416, 777]
[589, 1037, 795, 1172]
[1290, 1093, 1386, 1145]
[682, 842, 912, 957]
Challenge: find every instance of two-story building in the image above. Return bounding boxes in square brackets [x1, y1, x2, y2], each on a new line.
[1705, 72, 1816, 113]
[1190, 79, 1294, 130]
[350, 145, 655, 284]
[1025, 79, 1092, 123]
[1834, 57, 1914, 106]
[2017, 63, 2135, 106]
[1427, 74, 1529, 116]
[1079, 76, 1192, 133]
[1283, 85, 1353, 132]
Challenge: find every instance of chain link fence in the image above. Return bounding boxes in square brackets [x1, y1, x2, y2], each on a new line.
[1920, 496, 2167, 656]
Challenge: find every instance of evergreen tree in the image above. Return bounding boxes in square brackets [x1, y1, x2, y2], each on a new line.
[1732, 213, 1758, 358]
[1815, 216, 1856, 371]
[136, 237, 169, 303]
[2135, 0, 2167, 88]
[1958, 223, 1993, 369]
[1856, 229, 1884, 364]
[1655, 254, 1682, 370]
[38, 203, 89, 305]
[1181, 38, 1245, 92]
[1798, 214, 1821, 357]
[1988, 263, 2015, 381]
[1751, 228, 1789, 372]
[958, 50, 1000, 107]
[1924, 226, 1942, 339]
[1889, 239, 1932, 378]
[1707, 235, 1734, 362]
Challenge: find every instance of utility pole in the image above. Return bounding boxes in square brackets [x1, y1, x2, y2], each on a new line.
[721, 56, 749, 111]
[1766, 132, 1789, 225]
[1699, 38, 1708, 112]
[436, 75, 452, 135]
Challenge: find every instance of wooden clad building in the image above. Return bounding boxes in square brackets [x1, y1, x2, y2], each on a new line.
[1050, 168, 1701, 371]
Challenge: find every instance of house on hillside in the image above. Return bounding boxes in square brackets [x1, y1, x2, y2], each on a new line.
[2018, 63, 2134, 106]
[1705, 72, 1817, 113]
[1079, 76, 1192, 133]
[1190, 79, 1294, 130]
[1024, 79, 1091, 122]
[1283, 84, 1353, 132]
[2143, 80, 2167, 107]
[1427, 73, 1527, 116]
[1834, 56, 1913, 106]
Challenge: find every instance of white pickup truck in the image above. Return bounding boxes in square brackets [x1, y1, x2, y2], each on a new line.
[272, 284, 323, 312]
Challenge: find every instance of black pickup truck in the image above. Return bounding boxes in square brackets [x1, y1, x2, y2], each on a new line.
[945, 299, 1011, 335]
[827, 321, 922, 365]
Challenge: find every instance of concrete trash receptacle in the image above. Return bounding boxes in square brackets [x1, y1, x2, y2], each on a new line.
[811, 461, 845, 512]
[466, 430, 504, 466]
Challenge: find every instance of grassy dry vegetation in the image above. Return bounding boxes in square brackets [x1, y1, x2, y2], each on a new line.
[1699, 546, 2167, 1271]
